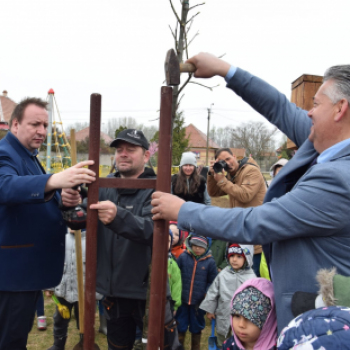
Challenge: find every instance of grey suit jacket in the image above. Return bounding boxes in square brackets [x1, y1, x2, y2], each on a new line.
[177, 68, 350, 332]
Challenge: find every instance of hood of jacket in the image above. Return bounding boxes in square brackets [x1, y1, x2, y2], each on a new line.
[277, 306, 350, 350]
[225, 242, 254, 270]
[185, 234, 212, 259]
[230, 278, 277, 350]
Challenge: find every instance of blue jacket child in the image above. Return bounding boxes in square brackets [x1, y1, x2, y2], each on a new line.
[175, 234, 217, 347]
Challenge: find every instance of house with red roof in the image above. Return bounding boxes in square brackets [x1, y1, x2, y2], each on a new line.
[0, 90, 17, 131]
[185, 123, 245, 166]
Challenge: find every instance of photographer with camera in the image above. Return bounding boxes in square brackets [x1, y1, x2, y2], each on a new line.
[207, 148, 267, 276]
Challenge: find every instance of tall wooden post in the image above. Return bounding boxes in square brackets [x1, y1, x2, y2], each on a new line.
[287, 74, 323, 150]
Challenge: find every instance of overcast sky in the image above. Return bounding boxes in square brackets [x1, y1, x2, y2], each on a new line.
[1, 0, 350, 141]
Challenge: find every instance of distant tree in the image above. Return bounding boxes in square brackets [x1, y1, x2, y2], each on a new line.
[210, 125, 232, 148]
[76, 137, 114, 155]
[65, 122, 89, 134]
[114, 126, 128, 138]
[105, 117, 141, 138]
[229, 121, 278, 161]
[152, 111, 189, 165]
[278, 136, 295, 160]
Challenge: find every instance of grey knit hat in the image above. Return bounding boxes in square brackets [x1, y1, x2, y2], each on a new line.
[180, 152, 197, 167]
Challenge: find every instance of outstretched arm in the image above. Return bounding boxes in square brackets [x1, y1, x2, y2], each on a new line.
[186, 53, 231, 79]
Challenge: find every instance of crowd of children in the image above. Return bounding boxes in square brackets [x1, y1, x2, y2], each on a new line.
[166, 220, 350, 350]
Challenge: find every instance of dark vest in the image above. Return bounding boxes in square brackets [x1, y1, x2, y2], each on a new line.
[172, 174, 206, 204]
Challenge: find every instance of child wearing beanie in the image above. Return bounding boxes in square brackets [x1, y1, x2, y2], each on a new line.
[176, 234, 217, 350]
[200, 243, 256, 347]
[223, 278, 277, 350]
[168, 230, 182, 315]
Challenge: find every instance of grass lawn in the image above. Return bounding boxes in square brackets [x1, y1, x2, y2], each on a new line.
[28, 298, 214, 349]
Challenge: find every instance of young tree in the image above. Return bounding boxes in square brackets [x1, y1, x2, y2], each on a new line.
[152, 111, 189, 165]
[168, 0, 217, 120]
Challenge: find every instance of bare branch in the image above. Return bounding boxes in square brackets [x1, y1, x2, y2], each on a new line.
[169, 25, 176, 40]
[186, 18, 194, 34]
[189, 2, 205, 10]
[177, 94, 185, 109]
[186, 12, 200, 24]
[178, 74, 193, 95]
[170, 0, 181, 23]
[186, 31, 199, 48]
[189, 81, 220, 91]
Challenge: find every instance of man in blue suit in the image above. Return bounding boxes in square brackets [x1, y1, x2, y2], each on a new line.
[0, 97, 96, 349]
[151, 54, 350, 333]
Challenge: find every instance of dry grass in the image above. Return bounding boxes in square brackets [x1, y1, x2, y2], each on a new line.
[28, 300, 213, 350]
[28, 298, 108, 350]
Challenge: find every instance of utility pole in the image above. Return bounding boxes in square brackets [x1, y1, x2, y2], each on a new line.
[206, 103, 214, 166]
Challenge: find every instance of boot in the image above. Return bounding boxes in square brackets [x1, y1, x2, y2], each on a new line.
[46, 335, 67, 350]
[178, 332, 186, 346]
[191, 332, 201, 350]
[98, 313, 108, 335]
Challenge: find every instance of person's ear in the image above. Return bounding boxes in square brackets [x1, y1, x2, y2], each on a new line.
[334, 98, 348, 122]
[144, 150, 151, 163]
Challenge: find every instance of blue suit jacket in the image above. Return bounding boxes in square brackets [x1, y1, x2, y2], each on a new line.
[177, 68, 350, 332]
[0, 132, 66, 291]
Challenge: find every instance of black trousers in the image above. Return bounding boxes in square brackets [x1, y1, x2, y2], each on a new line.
[103, 297, 146, 350]
[0, 290, 40, 350]
[52, 297, 80, 339]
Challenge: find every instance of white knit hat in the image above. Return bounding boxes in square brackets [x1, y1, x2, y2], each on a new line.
[179, 152, 197, 167]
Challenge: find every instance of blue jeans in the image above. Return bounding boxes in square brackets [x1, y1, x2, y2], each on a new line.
[175, 304, 206, 334]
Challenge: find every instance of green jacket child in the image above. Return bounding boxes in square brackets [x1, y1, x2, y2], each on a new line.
[168, 230, 182, 312]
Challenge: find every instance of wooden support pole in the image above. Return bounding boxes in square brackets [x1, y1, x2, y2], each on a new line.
[83, 87, 173, 349]
[84, 94, 101, 350]
[147, 87, 173, 350]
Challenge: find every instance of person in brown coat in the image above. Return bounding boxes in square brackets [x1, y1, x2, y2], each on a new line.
[207, 148, 266, 276]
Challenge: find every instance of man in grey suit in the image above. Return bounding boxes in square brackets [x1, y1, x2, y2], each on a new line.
[151, 53, 350, 332]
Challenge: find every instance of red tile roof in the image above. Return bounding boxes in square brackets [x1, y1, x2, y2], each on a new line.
[0, 91, 17, 123]
[0, 122, 9, 130]
[69, 127, 113, 145]
[185, 124, 220, 148]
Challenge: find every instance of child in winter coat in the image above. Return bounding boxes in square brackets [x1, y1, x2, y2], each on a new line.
[170, 221, 186, 259]
[46, 230, 103, 350]
[223, 278, 277, 350]
[176, 234, 217, 350]
[200, 243, 256, 347]
[168, 230, 182, 314]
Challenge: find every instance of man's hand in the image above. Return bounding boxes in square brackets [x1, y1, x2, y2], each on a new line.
[206, 313, 216, 320]
[61, 188, 81, 207]
[151, 192, 185, 221]
[213, 171, 226, 183]
[209, 160, 227, 183]
[90, 200, 117, 225]
[45, 160, 96, 192]
[186, 53, 231, 79]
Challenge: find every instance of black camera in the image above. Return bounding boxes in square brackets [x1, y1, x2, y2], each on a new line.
[213, 160, 229, 173]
